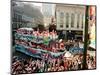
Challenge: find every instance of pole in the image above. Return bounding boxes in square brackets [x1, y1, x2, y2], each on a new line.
[82, 6, 89, 69]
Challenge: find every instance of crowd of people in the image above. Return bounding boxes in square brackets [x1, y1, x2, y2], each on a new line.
[17, 28, 58, 40]
[15, 39, 65, 53]
[11, 53, 96, 74]
[12, 28, 96, 74]
[65, 39, 83, 50]
[15, 28, 85, 54]
[86, 54, 96, 69]
[11, 55, 80, 74]
[15, 28, 66, 53]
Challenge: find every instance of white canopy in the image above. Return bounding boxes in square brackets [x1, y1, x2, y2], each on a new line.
[19, 27, 33, 31]
[64, 51, 73, 58]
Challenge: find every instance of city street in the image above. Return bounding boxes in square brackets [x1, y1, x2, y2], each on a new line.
[11, 1, 96, 74]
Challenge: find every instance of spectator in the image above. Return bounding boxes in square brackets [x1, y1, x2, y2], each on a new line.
[12, 53, 96, 74]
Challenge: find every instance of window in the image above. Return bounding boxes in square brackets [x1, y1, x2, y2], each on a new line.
[77, 14, 80, 28]
[60, 12, 64, 28]
[81, 15, 84, 28]
[66, 13, 69, 28]
[13, 13, 17, 22]
[18, 14, 22, 22]
[71, 13, 75, 27]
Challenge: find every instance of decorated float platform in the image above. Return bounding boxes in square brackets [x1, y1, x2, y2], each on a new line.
[14, 28, 66, 59]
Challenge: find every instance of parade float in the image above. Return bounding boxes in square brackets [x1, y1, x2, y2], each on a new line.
[14, 28, 66, 59]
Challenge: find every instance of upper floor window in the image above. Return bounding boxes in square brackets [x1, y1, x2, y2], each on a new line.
[77, 14, 80, 28]
[60, 12, 64, 28]
[81, 15, 84, 28]
[71, 13, 75, 27]
[66, 13, 69, 28]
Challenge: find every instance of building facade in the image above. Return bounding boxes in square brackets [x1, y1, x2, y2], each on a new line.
[56, 4, 86, 40]
[12, 1, 43, 29]
[42, 4, 56, 27]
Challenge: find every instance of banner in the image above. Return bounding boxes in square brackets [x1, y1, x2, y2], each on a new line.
[69, 47, 84, 55]
[15, 44, 65, 58]
[15, 33, 51, 45]
[15, 44, 42, 59]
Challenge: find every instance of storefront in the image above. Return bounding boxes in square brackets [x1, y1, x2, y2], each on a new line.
[57, 30, 83, 40]
[66, 31, 83, 40]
